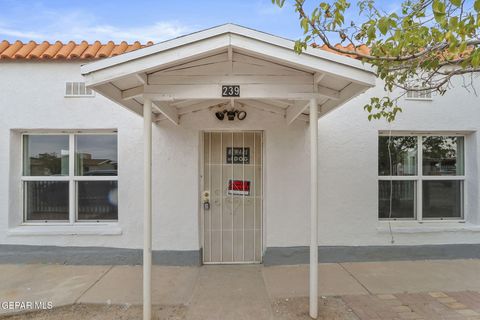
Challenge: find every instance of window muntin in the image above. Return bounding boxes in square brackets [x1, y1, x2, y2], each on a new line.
[378, 134, 465, 221]
[22, 133, 118, 223]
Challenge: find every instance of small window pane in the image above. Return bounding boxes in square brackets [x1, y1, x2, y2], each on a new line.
[423, 136, 464, 176]
[379, 181, 416, 219]
[379, 136, 417, 176]
[75, 135, 118, 176]
[423, 180, 463, 219]
[25, 181, 69, 221]
[77, 181, 118, 220]
[23, 135, 69, 176]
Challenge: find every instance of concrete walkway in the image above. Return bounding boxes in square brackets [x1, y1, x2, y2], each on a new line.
[2, 260, 480, 319]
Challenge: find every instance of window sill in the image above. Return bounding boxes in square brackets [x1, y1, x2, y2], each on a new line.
[377, 222, 480, 234]
[7, 224, 122, 236]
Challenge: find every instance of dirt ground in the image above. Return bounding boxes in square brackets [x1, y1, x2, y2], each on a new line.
[272, 297, 359, 320]
[0, 298, 358, 320]
[0, 304, 188, 320]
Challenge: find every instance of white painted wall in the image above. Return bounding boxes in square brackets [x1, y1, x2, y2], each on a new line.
[314, 76, 480, 246]
[0, 62, 310, 251]
[0, 61, 479, 252]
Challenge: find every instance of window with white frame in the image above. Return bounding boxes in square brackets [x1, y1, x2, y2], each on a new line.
[22, 133, 118, 222]
[378, 134, 465, 220]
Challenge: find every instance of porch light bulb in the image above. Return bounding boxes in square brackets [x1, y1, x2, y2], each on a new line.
[237, 111, 247, 120]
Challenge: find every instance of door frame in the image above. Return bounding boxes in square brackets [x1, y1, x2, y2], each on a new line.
[199, 130, 265, 264]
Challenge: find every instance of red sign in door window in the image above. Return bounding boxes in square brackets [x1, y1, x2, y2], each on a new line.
[227, 180, 250, 196]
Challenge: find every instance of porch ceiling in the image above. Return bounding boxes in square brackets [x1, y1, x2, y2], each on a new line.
[81, 24, 376, 125]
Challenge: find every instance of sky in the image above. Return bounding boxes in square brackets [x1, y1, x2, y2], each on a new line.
[0, 0, 402, 44]
[0, 0, 305, 43]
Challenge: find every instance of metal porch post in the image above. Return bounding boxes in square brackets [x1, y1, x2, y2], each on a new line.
[309, 97, 318, 319]
[143, 97, 153, 320]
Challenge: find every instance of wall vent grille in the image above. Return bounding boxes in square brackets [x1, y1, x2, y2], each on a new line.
[406, 87, 432, 100]
[65, 82, 94, 97]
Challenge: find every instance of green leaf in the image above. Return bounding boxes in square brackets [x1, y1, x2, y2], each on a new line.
[472, 51, 480, 68]
[449, 0, 461, 6]
[378, 17, 389, 35]
[475, 0, 480, 12]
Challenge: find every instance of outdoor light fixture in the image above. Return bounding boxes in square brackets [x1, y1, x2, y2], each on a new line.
[226, 110, 237, 121]
[215, 111, 225, 120]
[214, 109, 247, 121]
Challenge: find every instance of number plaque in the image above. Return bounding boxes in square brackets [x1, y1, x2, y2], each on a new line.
[222, 85, 240, 97]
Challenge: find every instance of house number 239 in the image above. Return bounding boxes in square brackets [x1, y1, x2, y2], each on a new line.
[222, 85, 240, 97]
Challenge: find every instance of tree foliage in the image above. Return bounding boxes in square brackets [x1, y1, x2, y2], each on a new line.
[273, 0, 480, 121]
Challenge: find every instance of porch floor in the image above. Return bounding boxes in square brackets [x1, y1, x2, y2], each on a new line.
[2, 260, 480, 319]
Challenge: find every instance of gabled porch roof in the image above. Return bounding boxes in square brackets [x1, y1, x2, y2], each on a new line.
[80, 24, 377, 320]
[81, 23, 376, 125]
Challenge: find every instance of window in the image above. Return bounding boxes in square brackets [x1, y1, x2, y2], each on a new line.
[65, 82, 94, 97]
[22, 133, 118, 222]
[378, 135, 464, 220]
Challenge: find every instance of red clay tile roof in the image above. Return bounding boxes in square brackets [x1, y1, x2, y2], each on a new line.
[0, 40, 367, 61]
[317, 44, 370, 59]
[0, 40, 154, 60]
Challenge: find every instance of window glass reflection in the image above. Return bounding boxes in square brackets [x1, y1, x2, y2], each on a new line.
[423, 136, 464, 176]
[423, 180, 462, 219]
[75, 135, 117, 176]
[379, 181, 416, 219]
[77, 181, 118, 220]
[25, 181, 69, 221]
[23, 135, 69, 176]
[379, 136, 417, 176]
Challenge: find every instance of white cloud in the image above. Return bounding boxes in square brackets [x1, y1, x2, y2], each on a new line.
[0, 28, 45, 40]
[0, 6, 191, 43]
[48, 21, 190, 43]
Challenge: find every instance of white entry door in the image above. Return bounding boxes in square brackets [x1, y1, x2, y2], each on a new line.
[202, 131, 263, 263]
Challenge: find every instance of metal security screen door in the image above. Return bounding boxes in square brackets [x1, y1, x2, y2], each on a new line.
[203, 131, 263, 264]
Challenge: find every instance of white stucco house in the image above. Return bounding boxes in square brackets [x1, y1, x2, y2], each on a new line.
[1, 24, 480, 318]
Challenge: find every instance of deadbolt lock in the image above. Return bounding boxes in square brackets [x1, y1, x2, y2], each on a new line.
[202, 190, 211, 210]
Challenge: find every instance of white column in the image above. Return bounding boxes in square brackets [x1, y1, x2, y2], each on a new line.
[309, 97, 318, 319]
[143, 97, 153, 320]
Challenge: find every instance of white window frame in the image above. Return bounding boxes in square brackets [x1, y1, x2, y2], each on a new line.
[378, 133, 466, 222]
[21, 131, 118, 225]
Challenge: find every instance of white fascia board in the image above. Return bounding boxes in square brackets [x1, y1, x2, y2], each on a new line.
[225, 24, 373, 73]
[230, 34, 376, 87]
[83, 34, 230, 86]
[82, 23, 375, 87]
[81, 24, 235, 74]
